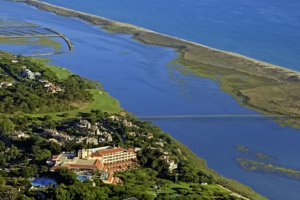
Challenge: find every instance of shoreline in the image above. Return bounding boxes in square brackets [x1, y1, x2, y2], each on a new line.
[3, 0, 295, 199]
[0, 49, 264, 199]
[4, 1, 272, 199]
[13, 1, 300, 126]
[15, 0, 300, 82]
[12, 0, 300, 128]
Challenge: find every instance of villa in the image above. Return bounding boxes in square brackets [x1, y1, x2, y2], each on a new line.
[78, 119, 92, 129]
[42, 129, 70, 141]
[160, 155, 178, 171]
[39, 80, 62, 94]
[98, 132, 113, 142]
[0, 82, 13, 88]
[11, 131, 30, 139]
[122, 119, 133, 127]
[20, 66, 42, 80]
[77, 119, 113, 143]
[21, 68, 35, 79]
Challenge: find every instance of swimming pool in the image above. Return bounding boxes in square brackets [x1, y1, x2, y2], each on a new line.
[31, 178, 57, 187]
[77, 175, 91, 182]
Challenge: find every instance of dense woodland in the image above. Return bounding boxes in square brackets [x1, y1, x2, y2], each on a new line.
[0, 55, 95, 113]
[0, 110, 240, 200]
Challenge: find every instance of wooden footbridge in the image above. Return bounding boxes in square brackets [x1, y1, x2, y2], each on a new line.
[138, 114, 300, 121]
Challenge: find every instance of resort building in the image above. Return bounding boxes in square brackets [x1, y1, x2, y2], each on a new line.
[79, 147, 136, 164]
[47, 146, 137, 184]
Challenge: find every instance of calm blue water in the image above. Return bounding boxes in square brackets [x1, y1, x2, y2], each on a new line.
[42, 0, 300, 70]
[77, 175, 91, 182]
[0, 43, 57, 55]
[0, 37, 69, 55]
[31, 178, 57, 187]
[1, 1, 300, 199]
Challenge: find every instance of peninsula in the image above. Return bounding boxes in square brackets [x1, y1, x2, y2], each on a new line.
[16, 0, 300, 128]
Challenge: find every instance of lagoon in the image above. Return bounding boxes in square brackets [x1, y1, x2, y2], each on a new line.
[1, 1, 300, 199]
[42, 0, 300, 70]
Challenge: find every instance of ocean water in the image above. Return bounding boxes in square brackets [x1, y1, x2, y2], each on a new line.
[42, 0, 300, 70]
[1, 0, 300, 199]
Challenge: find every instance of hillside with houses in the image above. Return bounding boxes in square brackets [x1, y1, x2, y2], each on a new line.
[0, 52, 244, 200]
[0, 52, 95, 114]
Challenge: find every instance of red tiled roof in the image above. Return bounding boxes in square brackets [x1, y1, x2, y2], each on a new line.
[91, 147, 137, 158]
[108, 167, 123, 172]
[128, 148, 135, 153]
[50, 159, 103, 171]
[91, 147, 125, 157]
[94, 159, 103, 169]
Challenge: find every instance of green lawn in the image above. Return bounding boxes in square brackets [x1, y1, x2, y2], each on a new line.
[31, 57, 72, 80]
[144, 182, 233, 198]
[27, 89, 121, 121]
[44, 64, 73, 80]
[24, 60, 122, 121]
[156, 182, 191, 194]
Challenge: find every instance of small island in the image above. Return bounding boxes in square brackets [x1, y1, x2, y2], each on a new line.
[236, 158, 300, 182]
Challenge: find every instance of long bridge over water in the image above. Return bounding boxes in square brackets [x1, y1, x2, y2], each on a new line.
[138, 114, 300, 121]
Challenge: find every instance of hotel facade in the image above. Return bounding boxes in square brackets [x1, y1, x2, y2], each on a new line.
[48, 146, 137, 184]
